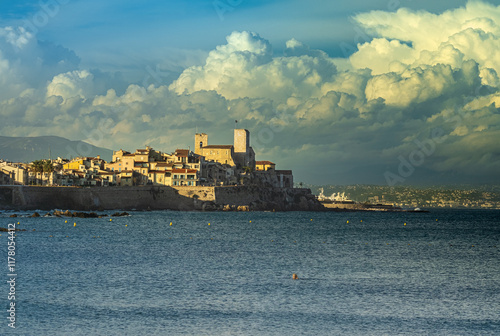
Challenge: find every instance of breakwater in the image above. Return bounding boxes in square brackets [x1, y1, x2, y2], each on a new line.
[0, 185, 323, 211]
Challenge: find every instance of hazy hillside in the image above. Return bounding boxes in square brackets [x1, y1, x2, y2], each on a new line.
[0, 136, 113, 163]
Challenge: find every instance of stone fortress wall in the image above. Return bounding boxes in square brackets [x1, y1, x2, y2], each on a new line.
[0, 185, 323, 211]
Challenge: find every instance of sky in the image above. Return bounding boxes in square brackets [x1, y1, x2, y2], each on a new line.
[0, 0, 499, 185]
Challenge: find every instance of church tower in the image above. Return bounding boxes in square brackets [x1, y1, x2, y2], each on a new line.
[195, 133, 208, 155]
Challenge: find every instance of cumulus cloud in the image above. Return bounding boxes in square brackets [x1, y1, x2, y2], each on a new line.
[1, 1, 500, 184]
[47, 70, 94, 100]
[170, 31, 337, 101]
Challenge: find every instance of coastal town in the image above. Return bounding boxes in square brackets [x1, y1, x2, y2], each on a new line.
[310, 184, 500, 209]
[0, 129, 293, 189]
[1, 129, 498, 210]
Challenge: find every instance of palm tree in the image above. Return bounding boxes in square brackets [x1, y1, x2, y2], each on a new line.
[31, 160, 53, 185]
[42, 160, 54, 186]
[31, 160, 44, 185]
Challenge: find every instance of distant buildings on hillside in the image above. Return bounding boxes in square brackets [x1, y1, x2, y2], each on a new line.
[0, 129, 293, 188]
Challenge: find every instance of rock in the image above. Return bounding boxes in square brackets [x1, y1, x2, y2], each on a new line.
[52, 210, 72, 217]
[111, 212, 130, 217]
[222, 204, 235, 211]
[54, 210, 104, 218]
[201, 202, 217, 211]
[292, 273, 299, 280]
[31, 212, 41, 218]
[73, 212, 99, 218]
[0, 227, 26, 232]
[298, 196, 309, 210]
[236, 205, 250, 211]
[44, 212, 53, 217]
[9, 214, 17, 218]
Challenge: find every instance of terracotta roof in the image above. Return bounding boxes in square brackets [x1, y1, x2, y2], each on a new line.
[155, 162, 173, 167]
[175, 149, 189, 157]
[202, 145, 233, 149]
[256, 161, 275, 165]
[172, 169, 197, 174]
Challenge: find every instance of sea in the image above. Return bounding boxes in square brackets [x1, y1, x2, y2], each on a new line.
[0, 209, 499, 335]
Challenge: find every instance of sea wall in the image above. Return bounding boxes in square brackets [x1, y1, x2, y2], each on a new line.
[0, 185, 323, 211]
[214, 186, 322, 211]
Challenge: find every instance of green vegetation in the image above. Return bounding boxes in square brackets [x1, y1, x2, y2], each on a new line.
[30, 159, 54, 185]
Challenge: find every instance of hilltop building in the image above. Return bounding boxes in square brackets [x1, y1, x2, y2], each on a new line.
[195, 129, 256, 169]
[256, 161, 275, 171]
[106, 146, 203, 186]
[195, 129, 293, 188]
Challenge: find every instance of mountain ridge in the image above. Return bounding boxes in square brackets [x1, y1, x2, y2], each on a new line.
[0, 136, 113, 163]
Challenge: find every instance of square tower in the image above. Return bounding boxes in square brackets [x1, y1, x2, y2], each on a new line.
[195, 133, 208, 155]
[234, 129, 249, 153]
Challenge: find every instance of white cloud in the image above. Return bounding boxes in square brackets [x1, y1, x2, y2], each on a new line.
[1, 1, 500, 184]
[47, 70, 94, 101]
[0, 26, 32, 49]
[350, 38, 416, 75]
[365, 61, 481, 107]
[170, 31, 337, 101]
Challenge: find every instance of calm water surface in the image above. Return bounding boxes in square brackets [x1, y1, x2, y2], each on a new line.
[1, 209, 499, 335]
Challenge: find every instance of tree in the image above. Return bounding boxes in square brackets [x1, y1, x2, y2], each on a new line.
[42, 160, 54, 185]
[31, 160, 53, 185]
[31, 160, 44, 185]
